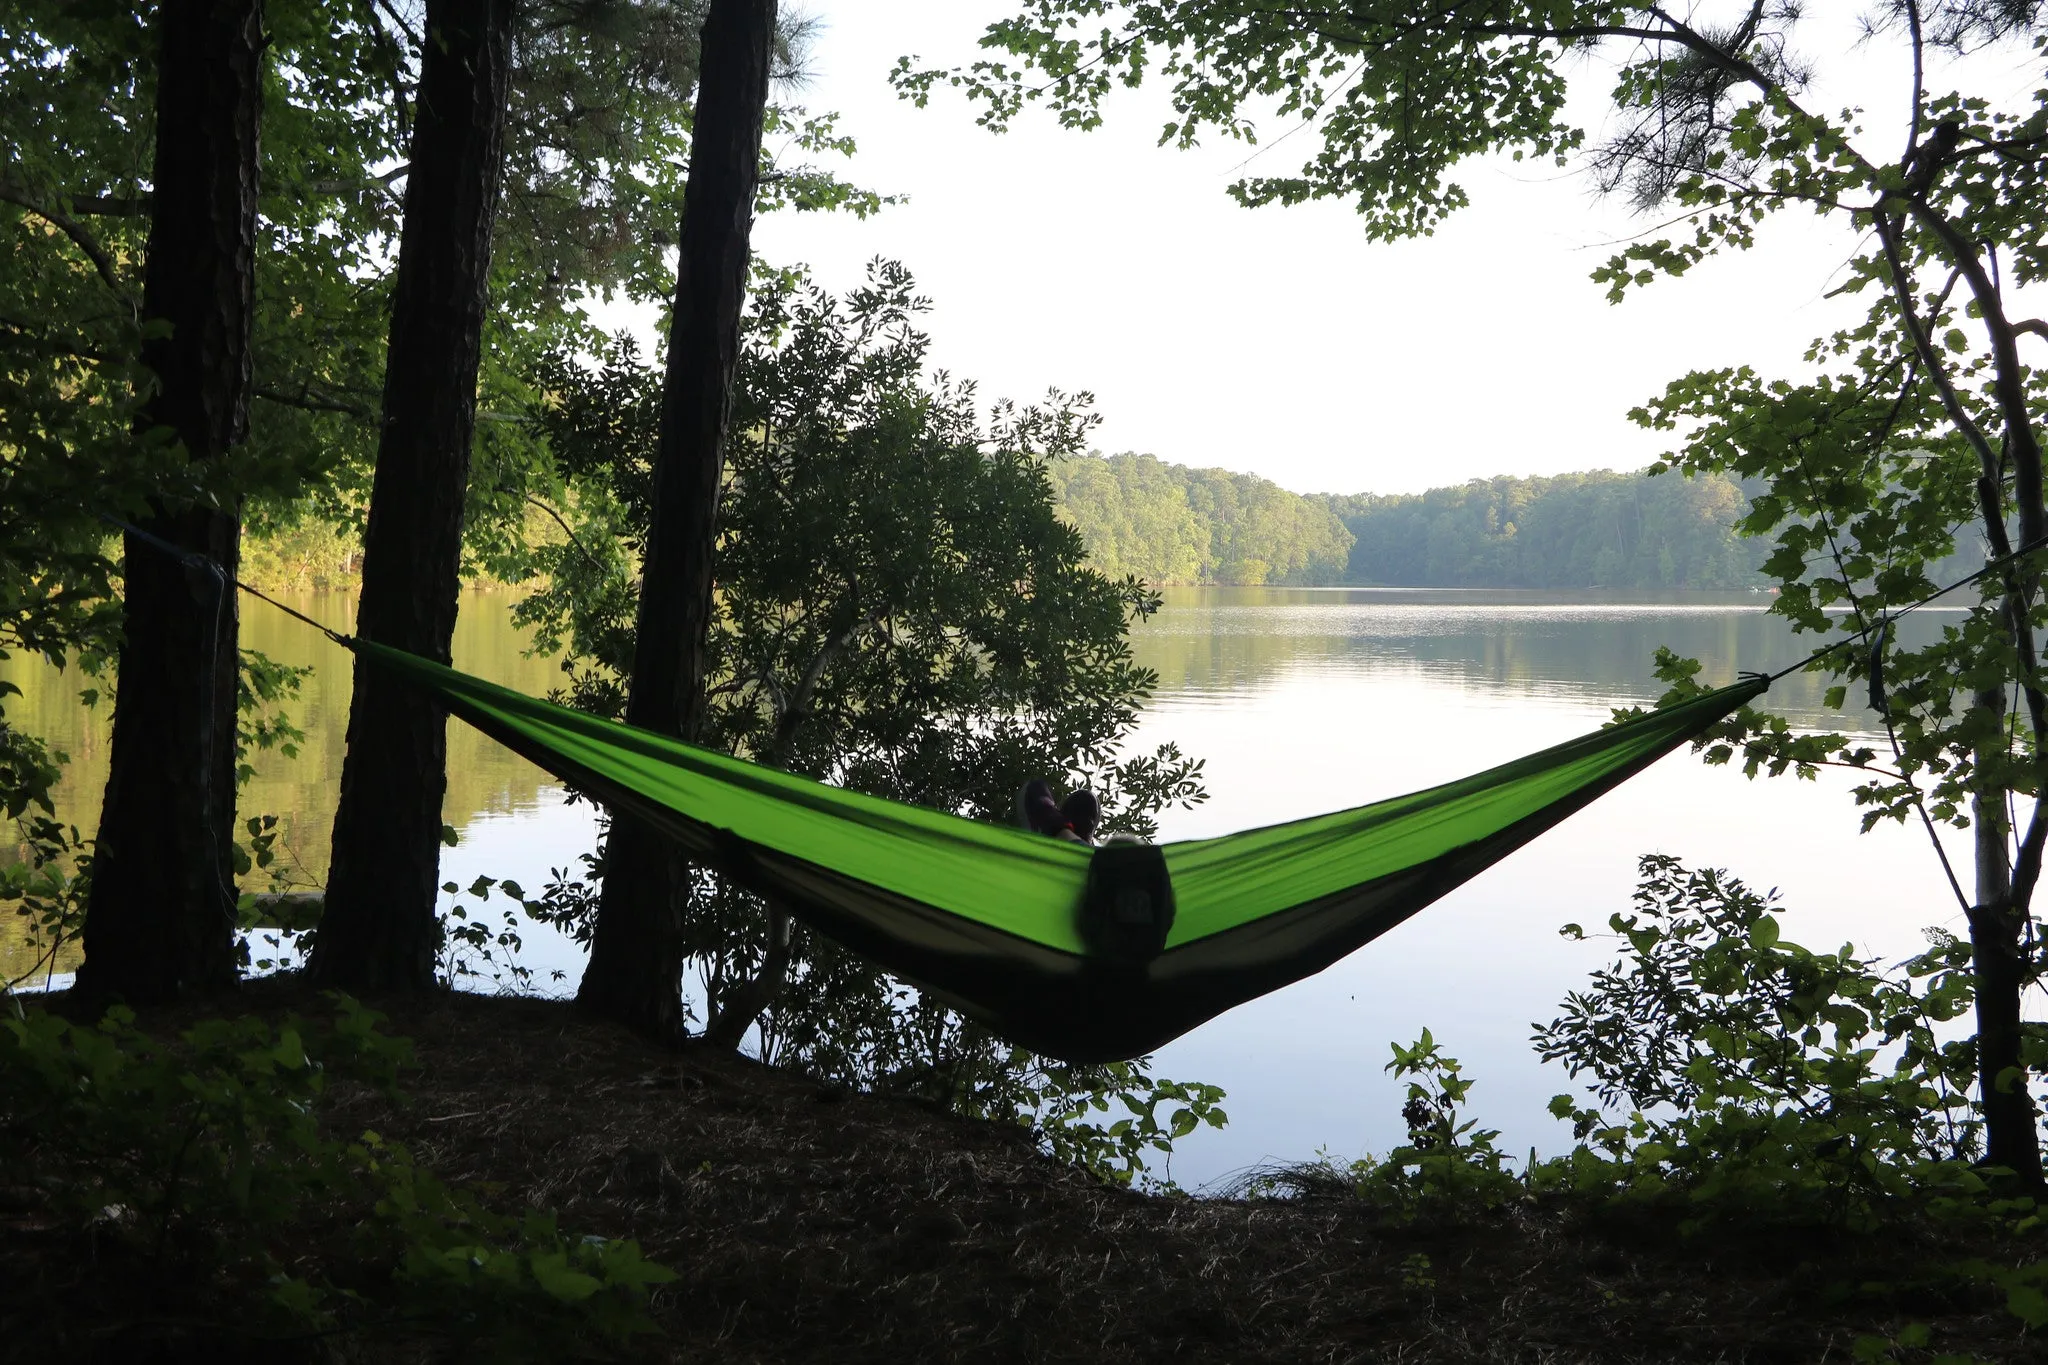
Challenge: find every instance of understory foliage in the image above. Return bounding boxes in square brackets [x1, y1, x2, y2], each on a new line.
[1245, 854, 2048, 1345]
[515, 262, 1217, 1183]
[1280, 855, 1994, 1227]
[2, 649, 319, 995]
[750, 969, 1228, 1187]
[1533, 855, 1985, 1223]
[0, 994, 673, 1358]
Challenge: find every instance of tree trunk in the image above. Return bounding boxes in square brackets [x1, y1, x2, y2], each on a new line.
[578, 0, 777, 1041]
[697, 621, 865, 1049]
[1969, 686, 2043, 1183]
[78, 0, 263, 1006]
[310, 0, 516, 993]
[703, 906, 792, 1048]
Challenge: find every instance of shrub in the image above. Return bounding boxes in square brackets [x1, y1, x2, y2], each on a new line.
[1530, 854, 1988, 1231]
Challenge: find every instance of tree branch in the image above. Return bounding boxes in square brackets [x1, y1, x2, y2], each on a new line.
[253, 383, 374, 419]
[1871, 213, 2004, 534]
[2014, 797, 2048, 911]
[0, 179, 134, 307]
[523, 495, 615, 577]
[0, 314, 112, 363]
[370, 0, 419, 46]
[1896, 190, 2048, 723]
[764, 605, 881, 766]
[705, 600, 886, 1052]
[1875, 208, 2048, 908]
[44, 161, 407, 223]
[71, 194, 149, 217]
[1905, 0, 1927, 159]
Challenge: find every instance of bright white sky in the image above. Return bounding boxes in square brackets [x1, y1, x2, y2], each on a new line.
[594, 3, 2044, 496]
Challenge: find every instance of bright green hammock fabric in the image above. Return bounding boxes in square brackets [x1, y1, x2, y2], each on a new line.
[352, 640, 1764, 1063]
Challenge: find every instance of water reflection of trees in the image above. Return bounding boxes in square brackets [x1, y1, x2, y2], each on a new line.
[1130, 588, 1948, 731]
[0, 593, 565, 978]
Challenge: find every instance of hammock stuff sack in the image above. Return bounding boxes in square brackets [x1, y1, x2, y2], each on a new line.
[354, 640, 1765, 1064]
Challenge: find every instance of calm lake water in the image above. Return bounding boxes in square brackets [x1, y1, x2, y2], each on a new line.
[0, 586, 1972, 1189]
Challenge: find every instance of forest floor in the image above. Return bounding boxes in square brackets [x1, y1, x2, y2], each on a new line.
[7, 979, 2042, 1363]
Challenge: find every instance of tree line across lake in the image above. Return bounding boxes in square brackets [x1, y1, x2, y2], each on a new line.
[1044, 452, 1771, 589]
[251, 451, 1987, 595]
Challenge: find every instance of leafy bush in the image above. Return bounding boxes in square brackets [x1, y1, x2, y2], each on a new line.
[438, 871, 572, 995]
[1240, 1029, 1523, 1219]
[1530, 854, 1989, 1230]
[0, 994, 673, 1357]
[1248, 854, 2023, 1242]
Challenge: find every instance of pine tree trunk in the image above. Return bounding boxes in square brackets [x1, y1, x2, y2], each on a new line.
[312, 0, 515, 993]
[578, 0, 777, 1040]
[78, 0, 263, 1006]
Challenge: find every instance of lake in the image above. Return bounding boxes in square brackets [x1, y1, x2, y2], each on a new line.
[0, 586, 1968, 1189]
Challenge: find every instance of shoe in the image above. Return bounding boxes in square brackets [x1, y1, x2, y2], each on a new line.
[1061, 789, 1100, 843]
[1018, 780, 1068, 837]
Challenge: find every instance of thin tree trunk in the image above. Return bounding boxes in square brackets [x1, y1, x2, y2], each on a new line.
[1969, 686, 2043, 1183]
[700, 613, 870, 1049]
[703, 907, 792, 1049]
[311, 0, 516, 992]
[78, 0, 263, 1006]
[578, 0, 777, 1041]
[1874, 210, 2048, 1185]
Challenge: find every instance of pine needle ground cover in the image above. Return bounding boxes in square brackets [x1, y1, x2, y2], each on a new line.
[3, 977, 2040, 1364]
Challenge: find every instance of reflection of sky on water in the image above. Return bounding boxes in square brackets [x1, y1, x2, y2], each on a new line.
[1121, 588, 1976, 1191]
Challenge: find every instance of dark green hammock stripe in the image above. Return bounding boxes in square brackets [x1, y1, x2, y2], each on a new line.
[351, 640, 1764, 1062]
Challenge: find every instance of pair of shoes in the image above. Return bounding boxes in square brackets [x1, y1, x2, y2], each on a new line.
[1017, 780, 1101, 844]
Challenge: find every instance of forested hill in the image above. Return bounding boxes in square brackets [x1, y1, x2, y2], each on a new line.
[1322, 469, 1766, 589]
[1045, 453, 1355, 585]
[1047, 454, 1767, 589]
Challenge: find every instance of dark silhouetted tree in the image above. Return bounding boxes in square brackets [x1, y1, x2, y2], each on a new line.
[79, 0, 264, 1004]
[577, 0, 777, 1040]
[311, 0, 517, 991]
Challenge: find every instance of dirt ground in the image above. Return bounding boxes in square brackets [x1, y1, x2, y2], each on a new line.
[8, 981, 2041, 1362]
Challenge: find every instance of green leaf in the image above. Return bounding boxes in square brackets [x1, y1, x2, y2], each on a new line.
[529, 1249, 603, 1302]
[2007, 1284, 2048, 1329]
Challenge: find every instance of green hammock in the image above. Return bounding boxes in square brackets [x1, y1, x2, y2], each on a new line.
[351, 639, 1764, 1063]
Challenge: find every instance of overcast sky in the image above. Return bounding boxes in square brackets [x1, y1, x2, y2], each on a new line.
[595, 3, 2042, 496]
